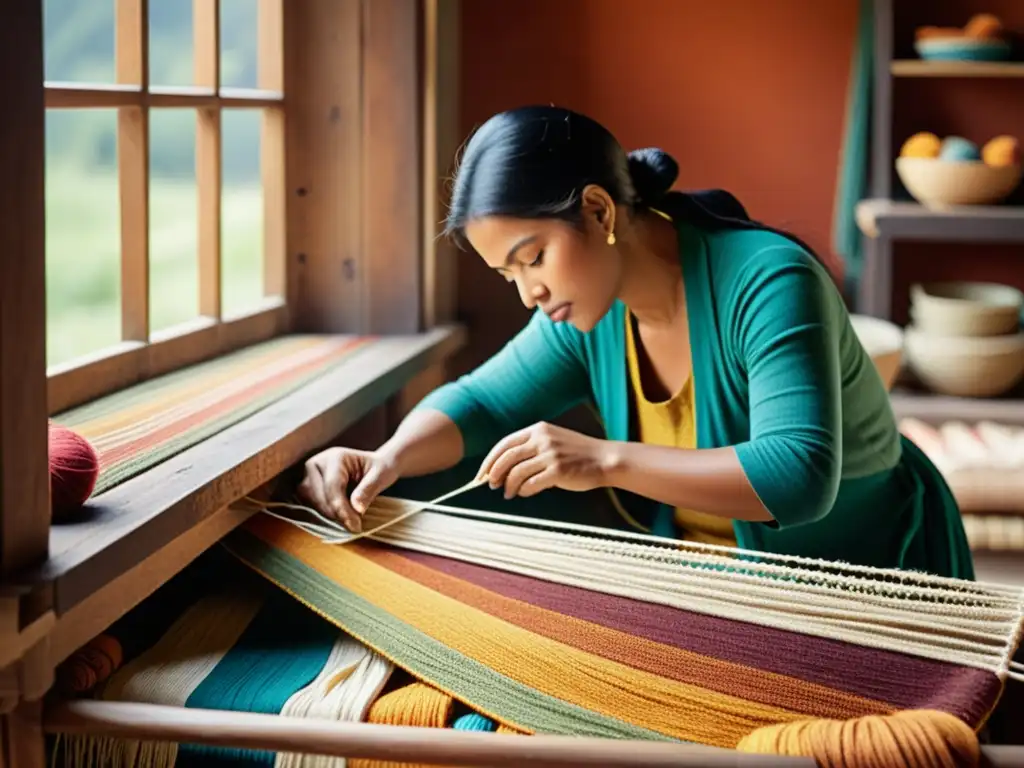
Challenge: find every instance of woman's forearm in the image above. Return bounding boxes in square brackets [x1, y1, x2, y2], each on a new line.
[376, 408, 466, 478]
[601, 442, 773, 522]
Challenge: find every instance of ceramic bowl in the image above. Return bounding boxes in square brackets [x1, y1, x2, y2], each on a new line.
[896, 157, 1022, 207]
[904, 326, 1024, 397]
[914, 36, 1012, 62]
[849, 314, 904, 391]
[910, 281, 1023, 337]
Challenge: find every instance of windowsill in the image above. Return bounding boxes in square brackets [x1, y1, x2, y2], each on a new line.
[14, 324, 466, 617]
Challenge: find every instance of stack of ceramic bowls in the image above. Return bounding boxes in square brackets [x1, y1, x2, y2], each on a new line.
[904, 281, 1024, 397]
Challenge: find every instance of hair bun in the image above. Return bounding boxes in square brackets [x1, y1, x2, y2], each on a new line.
[627, 148, 679, 205]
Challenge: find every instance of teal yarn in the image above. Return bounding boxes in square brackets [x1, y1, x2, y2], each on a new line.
[453, 713, 497, 732]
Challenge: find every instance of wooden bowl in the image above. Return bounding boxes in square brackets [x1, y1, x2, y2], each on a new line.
[896, 157, 1022, 207]
[910, 281, 1023, 337]
[849, 314, 903, 391]
[904, 326, 1024, 397]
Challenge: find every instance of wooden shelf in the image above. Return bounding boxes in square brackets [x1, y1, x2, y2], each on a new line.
[856, 199, 1024, 241]
[891, 60, 1024, 78]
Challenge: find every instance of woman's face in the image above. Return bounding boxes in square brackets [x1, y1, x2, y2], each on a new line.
[463, 193, 624, 333]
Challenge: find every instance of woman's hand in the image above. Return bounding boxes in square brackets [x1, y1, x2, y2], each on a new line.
[298, 447, 399, 532]
[478, 422, 613, 499]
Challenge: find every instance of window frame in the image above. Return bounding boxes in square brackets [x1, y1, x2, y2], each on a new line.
[43, 0, 288, 414]
[1, 0, 456, 577]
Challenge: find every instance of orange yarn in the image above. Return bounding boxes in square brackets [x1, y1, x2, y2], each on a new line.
[56, 634, 123, 694]
[350, 682, 454, 768]
[736, 709, 979, 768]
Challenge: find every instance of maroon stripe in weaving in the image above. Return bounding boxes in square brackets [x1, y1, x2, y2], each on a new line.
[395, 548, 1001, 725]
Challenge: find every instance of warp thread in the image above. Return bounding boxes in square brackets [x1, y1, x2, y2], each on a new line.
[736, 708, 980, 768]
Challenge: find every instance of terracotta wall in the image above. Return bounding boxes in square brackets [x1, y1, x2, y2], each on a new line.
[453, 0, 1024, 369]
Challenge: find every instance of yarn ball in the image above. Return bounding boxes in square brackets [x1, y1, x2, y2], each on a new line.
[964, 13, 1003, 40]
[49, 422, 100, 520]
[939, 136, 982, 162]
[57, 634, 123, 695]
[983, 135, 1020, 167]
[736, 709, 979, 768]
[899, 132, 942, 159]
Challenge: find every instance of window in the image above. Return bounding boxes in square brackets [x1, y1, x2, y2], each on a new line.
[43, 0, 286, 413]
[2, 0, 449, 579]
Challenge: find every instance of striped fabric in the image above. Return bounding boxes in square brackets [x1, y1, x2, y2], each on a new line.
[54, 549, 498, 768]
[54, 335, 373, 495]
[222, 515, 1005, 749]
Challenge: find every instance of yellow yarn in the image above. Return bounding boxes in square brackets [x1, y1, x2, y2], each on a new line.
[736, 709, 979, 768]
[350, 682, 454, 768]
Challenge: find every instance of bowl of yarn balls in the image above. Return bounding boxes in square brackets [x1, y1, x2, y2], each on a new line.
[914, 13, 1012, 61]
[896, 132, 1022, 208]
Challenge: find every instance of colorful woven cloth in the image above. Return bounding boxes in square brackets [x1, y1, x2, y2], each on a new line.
[53, 549, 501, 768]
[53, 335, 373, 495]
[222, 515, 1009, 748]
[55, 508, 1023, 766]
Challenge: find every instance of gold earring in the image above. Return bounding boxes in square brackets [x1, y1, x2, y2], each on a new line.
[607, 232, 616, 246]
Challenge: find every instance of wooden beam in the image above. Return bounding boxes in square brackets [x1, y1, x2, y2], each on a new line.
[0, 0, 50, 576]
[362, 0, 423, 334]
[285, 0, 364, 333]
[115, 0, 150, 342]
[195, 0, 222, 320]
[259, 0, 287, 302]
[422, 0, 461, 328]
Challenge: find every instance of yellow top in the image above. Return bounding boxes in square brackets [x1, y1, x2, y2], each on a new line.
[624, 309, 737, 546]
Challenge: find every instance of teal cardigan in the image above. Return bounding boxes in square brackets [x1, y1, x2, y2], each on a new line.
[417, 221, 974, 579]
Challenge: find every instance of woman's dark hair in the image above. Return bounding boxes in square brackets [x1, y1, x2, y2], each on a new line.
[445, 105, 822, 263]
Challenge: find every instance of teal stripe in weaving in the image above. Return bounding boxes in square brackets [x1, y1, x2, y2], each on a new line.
[222, 530, 674, 742]
[178, 590, 339, 767]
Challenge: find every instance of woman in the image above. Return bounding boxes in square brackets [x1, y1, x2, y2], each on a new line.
[299, 105, 973, 579]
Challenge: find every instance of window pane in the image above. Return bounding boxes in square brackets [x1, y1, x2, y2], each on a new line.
[222, 109, 264, 317]
[44, 0, 116, 84]
[150, 109, 199, 334]
[45, 110, 121, 367]
[149, 0, 194, 88]
[220, 0, 259, 89]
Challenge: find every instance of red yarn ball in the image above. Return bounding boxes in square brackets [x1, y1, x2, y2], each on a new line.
[49, 423, 100, 520]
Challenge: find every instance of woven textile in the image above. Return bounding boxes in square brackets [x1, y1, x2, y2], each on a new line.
[53, 549, 491, 768]
[53, 335, 373, 495]
[222, 515, 1010, 748]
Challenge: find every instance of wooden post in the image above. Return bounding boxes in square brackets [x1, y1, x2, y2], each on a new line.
[0, 0, 50, 578]
[0, 3, 51, 762]
[422, 0, 461, 329]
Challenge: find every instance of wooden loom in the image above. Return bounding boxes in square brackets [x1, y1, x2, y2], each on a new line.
[12, 323, 1024, 768]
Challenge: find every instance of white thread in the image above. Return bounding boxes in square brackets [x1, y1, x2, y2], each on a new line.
[274, 635, 394, 768]
[249, 493, 1024, 680]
